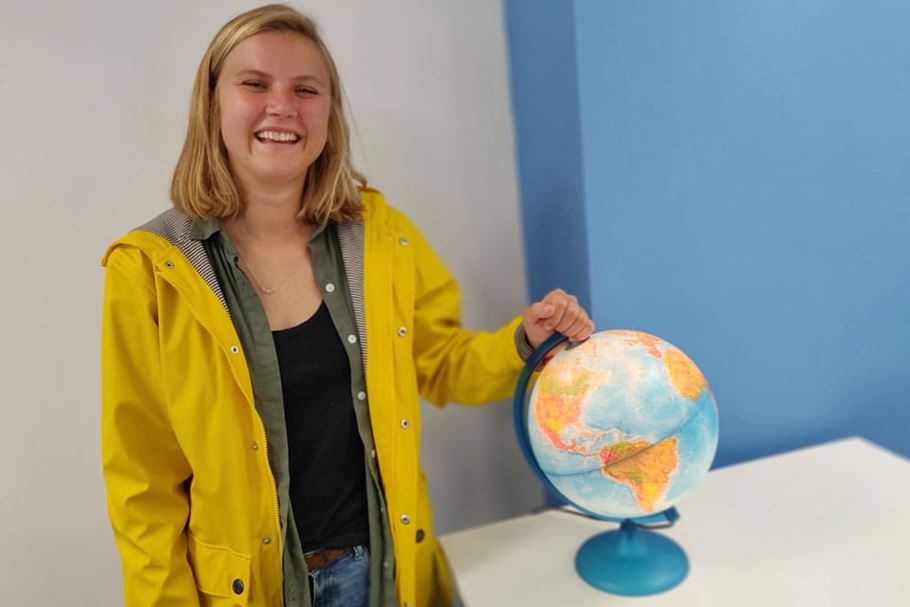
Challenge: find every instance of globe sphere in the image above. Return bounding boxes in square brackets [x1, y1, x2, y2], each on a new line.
[527, 330, 718, 520]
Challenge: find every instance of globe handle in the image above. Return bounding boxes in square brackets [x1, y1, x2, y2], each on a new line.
[512, 332, 680, 527]
[512, 332, 569, 488]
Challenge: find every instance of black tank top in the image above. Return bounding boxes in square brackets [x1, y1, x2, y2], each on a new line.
[272, 301, 369, 551]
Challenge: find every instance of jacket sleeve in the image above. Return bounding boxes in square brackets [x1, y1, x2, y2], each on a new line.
[406, 217, 526, 407]
[101, 245, 200, 606]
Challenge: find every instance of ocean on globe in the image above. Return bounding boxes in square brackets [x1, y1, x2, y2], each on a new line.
[527, 330, 719, 520]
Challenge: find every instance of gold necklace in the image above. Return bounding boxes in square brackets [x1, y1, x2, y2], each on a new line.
[223, 221, 310, 296]
[237, 254, 300, 295]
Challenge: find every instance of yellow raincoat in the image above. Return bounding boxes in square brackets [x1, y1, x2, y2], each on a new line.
[101, 189, 525, 606]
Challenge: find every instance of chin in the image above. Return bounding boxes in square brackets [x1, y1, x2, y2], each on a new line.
[252, 163, 309, 182]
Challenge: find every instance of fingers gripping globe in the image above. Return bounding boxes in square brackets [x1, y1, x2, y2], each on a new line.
[513, 330, 719, 596]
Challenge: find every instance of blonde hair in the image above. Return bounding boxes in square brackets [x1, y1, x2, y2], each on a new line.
[170, 4, 364, 223]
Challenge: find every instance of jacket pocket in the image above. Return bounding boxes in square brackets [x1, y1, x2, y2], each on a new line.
[187, 534, 252, 606]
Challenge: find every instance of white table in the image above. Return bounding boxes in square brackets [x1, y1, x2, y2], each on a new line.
[440, 437, 910, 606]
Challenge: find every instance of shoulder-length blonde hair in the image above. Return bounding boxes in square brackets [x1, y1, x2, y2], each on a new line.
[170, 4, 364, 223]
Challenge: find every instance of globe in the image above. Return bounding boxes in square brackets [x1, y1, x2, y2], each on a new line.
[513, 329, 719, 595]
[528, 329, 719, 518]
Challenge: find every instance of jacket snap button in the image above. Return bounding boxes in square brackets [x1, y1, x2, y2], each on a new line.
[416, 529, 425, 543]
[230, 345, 240, 354]
[400, 419, 409, 429]
[399, 237, 409, 246]
[164, 260, 174, 268]
[262, 535, 272, 545]
[397, 326, 407, 337]
[232, 578, 244, 594]
[251, 441, 259, 451]
[400, 514, 411, 525]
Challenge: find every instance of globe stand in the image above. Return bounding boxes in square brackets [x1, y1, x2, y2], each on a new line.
[575, 518, 689, 596]
[513, 333, 694, 597]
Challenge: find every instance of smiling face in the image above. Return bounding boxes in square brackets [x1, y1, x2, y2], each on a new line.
[215, 31, 331, 195]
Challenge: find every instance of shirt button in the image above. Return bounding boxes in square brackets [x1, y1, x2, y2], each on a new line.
[347, 334, 358, 344]
[399, 237, 409, 246]
[262, 536, 272, 545]
[400, 419, 410, 429]
[397, 326, 407, 337]
[400, 514, 411, 525]
[251, 441, 259, 451]
[370, 448, 376, 458]
[230, 345, 240, 354]
[357, 391, 366, 401]
[232, 578, 244, 595]
[325, 282, 335, 293]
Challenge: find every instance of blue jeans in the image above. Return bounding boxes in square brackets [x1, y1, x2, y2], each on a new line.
[308, 545, 369, 607]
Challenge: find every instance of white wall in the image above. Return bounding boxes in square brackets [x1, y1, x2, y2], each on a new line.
[0, 1, 539, 604]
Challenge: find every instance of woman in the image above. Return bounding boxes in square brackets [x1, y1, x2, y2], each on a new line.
[101, 5, 593, 607]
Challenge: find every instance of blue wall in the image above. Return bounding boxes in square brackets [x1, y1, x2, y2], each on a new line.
[506, 0, 910, 467]
[504, 0, 592, 308]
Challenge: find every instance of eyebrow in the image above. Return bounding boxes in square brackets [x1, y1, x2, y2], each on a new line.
[235, 69, 325, 84]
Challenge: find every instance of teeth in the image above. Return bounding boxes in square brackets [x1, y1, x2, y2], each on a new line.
[256, 130, 299, 142]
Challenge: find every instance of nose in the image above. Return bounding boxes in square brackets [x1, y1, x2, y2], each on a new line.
[266, 88, 297, 119]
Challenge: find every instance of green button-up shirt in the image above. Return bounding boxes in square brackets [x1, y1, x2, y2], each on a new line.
[193, 219, 397, 607]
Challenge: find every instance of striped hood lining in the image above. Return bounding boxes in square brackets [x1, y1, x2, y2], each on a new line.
[137, 210, 230, 312]
[337, 221, 368, 370]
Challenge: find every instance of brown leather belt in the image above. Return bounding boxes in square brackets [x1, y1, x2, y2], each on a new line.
[305, 547, 352, 572]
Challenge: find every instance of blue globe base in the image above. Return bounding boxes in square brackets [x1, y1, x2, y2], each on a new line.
[574, 520, 689, 596]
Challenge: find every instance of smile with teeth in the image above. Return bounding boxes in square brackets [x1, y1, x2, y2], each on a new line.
[255, 130, 300, 143]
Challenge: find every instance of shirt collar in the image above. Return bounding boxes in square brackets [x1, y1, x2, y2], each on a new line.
[190, 218, 221, 241]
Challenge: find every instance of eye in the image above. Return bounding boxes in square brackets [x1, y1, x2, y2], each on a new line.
[242, 80, 267, 89]
[295, 86, 319, 95]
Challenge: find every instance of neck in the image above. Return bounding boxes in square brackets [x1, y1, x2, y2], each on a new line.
[225, 184, 313, 245]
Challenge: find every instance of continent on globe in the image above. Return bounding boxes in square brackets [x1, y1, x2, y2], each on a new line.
[615, 330, 708, 400]
[533, 364, 599, 454]
[599, 437, 678, 512]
